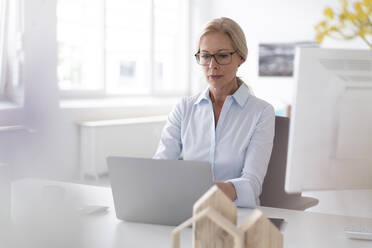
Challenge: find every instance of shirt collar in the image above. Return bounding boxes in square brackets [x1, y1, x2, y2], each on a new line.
[194, 82, 250, 107]
[231, 82, 250, 108]
[194, 86, 211, 105]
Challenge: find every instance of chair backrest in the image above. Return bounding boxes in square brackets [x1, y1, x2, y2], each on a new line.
[260, 116, 291, 205]
[259, 116, 318, 210]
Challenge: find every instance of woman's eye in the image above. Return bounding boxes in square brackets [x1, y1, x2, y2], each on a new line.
[201, 54, 211, 59]
[217, 54, 228, 58]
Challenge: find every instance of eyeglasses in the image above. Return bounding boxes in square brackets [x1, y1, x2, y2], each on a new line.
[195, 51, 237, 66]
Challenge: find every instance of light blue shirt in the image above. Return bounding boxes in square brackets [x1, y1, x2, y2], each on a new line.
[154, 83, 275, 208]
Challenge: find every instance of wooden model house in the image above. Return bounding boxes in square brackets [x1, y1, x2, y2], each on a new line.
[172, 185, 283, 248]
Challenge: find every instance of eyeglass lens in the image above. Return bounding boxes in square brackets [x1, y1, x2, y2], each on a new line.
[197, 52, 233, 65]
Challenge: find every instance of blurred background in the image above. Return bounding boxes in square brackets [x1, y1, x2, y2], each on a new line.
[0, 0, 368, 183]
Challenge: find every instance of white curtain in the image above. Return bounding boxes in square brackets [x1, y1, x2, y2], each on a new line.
[0, 0, 24, 101]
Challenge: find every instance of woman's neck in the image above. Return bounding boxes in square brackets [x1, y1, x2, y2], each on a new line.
[209, 77, 239, 106]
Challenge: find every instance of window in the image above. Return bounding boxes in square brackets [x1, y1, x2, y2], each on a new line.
[0, 0, 8, 96]
[57, 0, 190, 97]
[0, 0, 24, 103]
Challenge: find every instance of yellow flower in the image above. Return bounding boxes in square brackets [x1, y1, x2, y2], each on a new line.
[315, 0, 372, 49]
[361, 0, 372, 16]
[315, 33, 325, 43]
[338, 14, 346, 25]
[329, 25, 339, 32]
[345, 13, 357, 22]
[341, 0, 348, 12]
[354, 1, 363, 10]
[362, 0, 372, 7]
[314, 20, 327, 30]
[354, 2, 368, 18]
[324, 7, 334, 18]
[358, 26, 367, 36]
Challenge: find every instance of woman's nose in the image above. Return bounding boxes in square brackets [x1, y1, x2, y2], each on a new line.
[208, 56, 219, 68]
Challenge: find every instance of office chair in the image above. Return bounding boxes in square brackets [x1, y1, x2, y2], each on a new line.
[259, 116, 318, 210]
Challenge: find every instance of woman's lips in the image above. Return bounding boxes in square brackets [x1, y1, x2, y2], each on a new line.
[209, 75, 223, 80]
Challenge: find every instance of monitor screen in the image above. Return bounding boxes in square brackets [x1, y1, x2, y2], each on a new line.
[285, 48, 372, 193]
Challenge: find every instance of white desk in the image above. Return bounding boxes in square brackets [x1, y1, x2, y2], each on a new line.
[2, 179, 372, 248]
[303, 190, 372, 218]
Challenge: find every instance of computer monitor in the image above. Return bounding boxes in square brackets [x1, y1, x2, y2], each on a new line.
[285, 47, 372, 193]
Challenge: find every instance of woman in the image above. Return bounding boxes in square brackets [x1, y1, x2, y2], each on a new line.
[154, 17, 275, 208]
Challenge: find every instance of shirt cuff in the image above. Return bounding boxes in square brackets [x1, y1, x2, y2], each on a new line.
[226, 178, 258, 208]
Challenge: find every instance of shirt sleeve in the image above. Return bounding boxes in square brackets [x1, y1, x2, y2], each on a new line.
[153, 98, 184, 160]
[226, 104, 275, 208]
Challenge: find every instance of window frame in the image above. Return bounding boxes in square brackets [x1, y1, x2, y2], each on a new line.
[58, 0, 191, 99]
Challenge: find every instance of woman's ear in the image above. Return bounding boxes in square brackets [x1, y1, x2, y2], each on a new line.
[239, 56, 245, 66]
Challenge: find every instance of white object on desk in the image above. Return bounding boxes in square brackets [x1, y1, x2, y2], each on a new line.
[79, 205, 109, 215]
[344, 225, 372, 240]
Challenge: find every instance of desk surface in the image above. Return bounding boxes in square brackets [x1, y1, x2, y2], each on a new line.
[2, 179, 372, 248]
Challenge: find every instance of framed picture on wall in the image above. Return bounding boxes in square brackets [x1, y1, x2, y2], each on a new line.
[258, 41, 317, 77]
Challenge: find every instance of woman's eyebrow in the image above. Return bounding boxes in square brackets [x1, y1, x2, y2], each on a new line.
[200, 49, 232, 53]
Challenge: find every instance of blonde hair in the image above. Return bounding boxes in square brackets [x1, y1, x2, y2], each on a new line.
[196, 17, 248, 84]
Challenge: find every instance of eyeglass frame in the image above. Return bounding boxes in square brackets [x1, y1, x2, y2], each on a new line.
[194, 50, 238, 66]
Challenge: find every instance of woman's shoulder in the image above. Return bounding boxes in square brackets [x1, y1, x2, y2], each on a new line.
[238, 83, 273, 111]
[176, 91, 207, 107]
[247, 97, 275, 122]
[169, 93, 204, 117]
[247, 94, 273, 110]
[239, 88, 275, 119]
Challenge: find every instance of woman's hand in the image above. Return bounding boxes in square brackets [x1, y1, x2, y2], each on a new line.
[213, 181, 237, 201]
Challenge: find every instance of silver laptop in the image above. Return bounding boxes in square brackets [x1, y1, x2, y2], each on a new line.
[107, 156, 213, 226]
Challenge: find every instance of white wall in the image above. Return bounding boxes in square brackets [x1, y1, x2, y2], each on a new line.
[1, 0, 369, 183]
